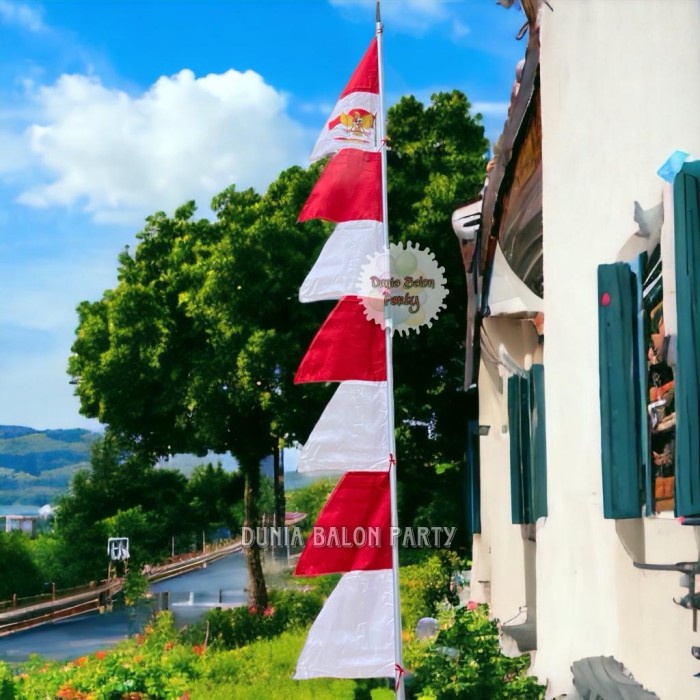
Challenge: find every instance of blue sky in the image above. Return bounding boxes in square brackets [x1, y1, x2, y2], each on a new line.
[0, 0, 526, 431]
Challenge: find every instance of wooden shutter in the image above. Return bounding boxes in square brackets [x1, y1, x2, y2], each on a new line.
[531, 364, 548, 519]
[509, 374, 528, 524]
[598, 263, 643, 518]
[508, 366, 548, 524]
[674, 161, 700, 517]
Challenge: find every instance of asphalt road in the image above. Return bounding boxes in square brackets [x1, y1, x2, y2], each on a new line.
[0, 552, 247, 663]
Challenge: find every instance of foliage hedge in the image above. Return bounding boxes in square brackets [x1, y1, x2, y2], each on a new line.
[183, 588, 323, 650]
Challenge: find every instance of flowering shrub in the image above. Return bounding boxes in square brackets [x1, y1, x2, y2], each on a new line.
[14, 613, 202, 700]
[185, 588, 323, 650]
[404, 605, 545, 700]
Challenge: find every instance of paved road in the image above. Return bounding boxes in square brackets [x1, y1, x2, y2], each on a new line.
[0, 552, 247, 663]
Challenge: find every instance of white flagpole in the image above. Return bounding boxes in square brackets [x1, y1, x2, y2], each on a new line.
[376, 3, 405, 698]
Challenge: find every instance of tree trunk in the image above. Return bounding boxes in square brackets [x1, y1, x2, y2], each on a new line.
[273, 441, 286, 528]
[243, 463, 268, 610]
[272, 439, 286, 560]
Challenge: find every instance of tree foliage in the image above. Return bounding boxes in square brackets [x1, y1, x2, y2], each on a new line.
[387, 91, 487, 544]
[0, 531, 42, 601]
[69, 171, 331, 607]
[18, 433, 243, 587]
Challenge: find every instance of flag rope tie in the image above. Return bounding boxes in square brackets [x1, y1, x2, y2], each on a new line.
[394, 663, 406, 691]
[389, 453, 396, 466]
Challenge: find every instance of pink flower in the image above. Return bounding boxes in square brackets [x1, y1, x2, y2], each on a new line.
[466, 600, 479, 611]
[263, 606, 275, 618]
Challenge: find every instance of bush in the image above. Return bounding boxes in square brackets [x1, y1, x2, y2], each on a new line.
[400, 552, 459, 633]
[191, 588, 324, 650]
[14, 613, 201, 700]
[0, 662, 15, 700]
[122, 570, 149, 606]
[405, 605, 545, 700]
[287, 572, 341, 598]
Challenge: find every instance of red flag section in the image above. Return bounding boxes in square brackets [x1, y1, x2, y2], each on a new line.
[294, 296, 386, 384]
[298, 150, 382, 223]
[340, 38, 379, 98]
[294, 471, 391, 576]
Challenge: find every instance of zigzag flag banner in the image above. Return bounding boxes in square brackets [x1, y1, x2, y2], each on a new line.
[292, 4, 405, 695]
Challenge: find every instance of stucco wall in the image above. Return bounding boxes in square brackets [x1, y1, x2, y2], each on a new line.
[472, 358, 528, 624]
[472, 317, 543, 640]
[536, 0, 700, 697]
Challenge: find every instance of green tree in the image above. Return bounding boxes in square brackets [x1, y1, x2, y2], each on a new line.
[51, 434, 191, 586]
[0, 531, 43, 600]
[387, 91, 487, 545]
[186, 463, 244, 536]
[69, 177, 330, 609]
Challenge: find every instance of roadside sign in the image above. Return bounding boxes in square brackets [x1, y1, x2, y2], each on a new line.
[107, 537, 130, 561]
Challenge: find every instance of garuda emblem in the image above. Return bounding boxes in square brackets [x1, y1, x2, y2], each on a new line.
[329, 108, 376, 144]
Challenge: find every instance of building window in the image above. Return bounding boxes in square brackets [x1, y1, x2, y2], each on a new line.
[598, 160, 700, 519]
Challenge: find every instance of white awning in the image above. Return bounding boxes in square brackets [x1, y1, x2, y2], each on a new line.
[488, 243, 544, 316]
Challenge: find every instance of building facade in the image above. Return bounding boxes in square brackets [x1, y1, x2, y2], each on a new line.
[458, 1, 700, 697]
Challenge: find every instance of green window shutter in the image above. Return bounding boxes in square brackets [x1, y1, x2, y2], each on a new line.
[598, 262, 643, 519]
[508, 374, 527, 524]
[509, 368, 548, 525]
[531, 364, 548, 519]
[632, 254, 654, 516]
[674, 161, 700, 517]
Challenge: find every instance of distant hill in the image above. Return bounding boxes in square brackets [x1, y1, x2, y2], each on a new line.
[0, 426, 322, 507]
[0, 426, 100, 506]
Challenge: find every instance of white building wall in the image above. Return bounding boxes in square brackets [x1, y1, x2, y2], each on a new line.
[472, 317, 542, 635]
[471, 358, 528, 623]
[537, 0, 700, 697]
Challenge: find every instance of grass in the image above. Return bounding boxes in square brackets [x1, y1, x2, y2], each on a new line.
[188, 630, 362, 700]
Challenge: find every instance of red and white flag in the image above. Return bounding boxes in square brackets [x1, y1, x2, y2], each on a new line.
[298, 149, 382, 224]
[294, 569, 395, 680]
[299, 381, 389, 472]
[310, 38, 380, 162]
[294, 27, 403, 689]
[295, 471, 391, 576]
[299, 221, 383, 303]
[294, 296, 386, 384]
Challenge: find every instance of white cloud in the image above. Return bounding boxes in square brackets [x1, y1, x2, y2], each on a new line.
[0, 0, 46, 32]
[471, 101, 509, 117]
[330, 0, 454, 32]
[451, 19, 470, 40]
[17, 69, 312, 223]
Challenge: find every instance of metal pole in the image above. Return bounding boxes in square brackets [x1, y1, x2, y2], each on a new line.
[376, 3, 405, 697]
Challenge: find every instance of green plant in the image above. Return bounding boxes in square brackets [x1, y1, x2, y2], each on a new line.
[405, 605, 545, 699]
[190, 588, 324, 650]
[0, 662, 15, 700]
[400, 553, 460, 633]
[122, 570, 149, 606]
[14, 612, 202, 700]
[189, 630, 358, 700]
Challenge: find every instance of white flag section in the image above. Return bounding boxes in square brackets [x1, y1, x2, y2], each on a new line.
[299, 381, 389, 472]
[294, 569, 395, 680]
[299, 221, 384, 303]
[310, 92, 380, 162]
